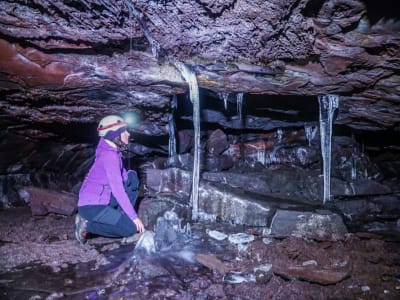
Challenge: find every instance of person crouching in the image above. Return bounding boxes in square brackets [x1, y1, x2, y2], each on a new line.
[75, 115, 145, 244]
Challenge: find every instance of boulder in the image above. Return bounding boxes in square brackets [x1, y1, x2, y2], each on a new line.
[18, 186, 76, 216]
[269, 209, 348, 241]
[274, 265, 350, 285]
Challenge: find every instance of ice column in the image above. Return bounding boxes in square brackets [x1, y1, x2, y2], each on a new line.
[173, 62, 201, 220]
[318, 94, 339, 204]
[168, 95, 177, 158]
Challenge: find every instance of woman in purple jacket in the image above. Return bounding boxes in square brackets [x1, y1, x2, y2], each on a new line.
[75, 115, 145, 244]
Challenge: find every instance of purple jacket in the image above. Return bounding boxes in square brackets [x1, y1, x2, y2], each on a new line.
[78, 138, 138, 220]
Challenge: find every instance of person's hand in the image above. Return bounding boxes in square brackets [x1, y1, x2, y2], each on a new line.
[133, 217, 145, 233]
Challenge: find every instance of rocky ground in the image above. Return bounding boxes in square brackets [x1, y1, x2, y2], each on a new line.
[1, 206, 400, 300]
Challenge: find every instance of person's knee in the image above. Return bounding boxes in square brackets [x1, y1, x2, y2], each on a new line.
[117, 217, 137, 237]
[121, 226, 137, 237]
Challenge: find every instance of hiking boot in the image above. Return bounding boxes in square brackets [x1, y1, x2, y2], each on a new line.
[74, 214, 88, 244]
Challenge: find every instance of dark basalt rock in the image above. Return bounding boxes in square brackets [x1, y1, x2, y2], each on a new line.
[0, 0, 398, 133]
[0, 0, 399, 220]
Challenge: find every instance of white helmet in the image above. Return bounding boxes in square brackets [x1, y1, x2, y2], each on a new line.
[97, 115, 126, 137]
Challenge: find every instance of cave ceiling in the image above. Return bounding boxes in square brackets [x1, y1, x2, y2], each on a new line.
[0, 0, 399, 141]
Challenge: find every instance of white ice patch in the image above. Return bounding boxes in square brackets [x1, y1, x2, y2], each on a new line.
[223, 271, 256, 284]
[361, 286, 370, 292]
[302, 260, 318, 267]
[228, 233, 255, 244]
[17, 189, 30, 204]
[254, 263, 272, 273]
[174, 250, 196, 263]
[197, 211, 217, 222]
[206, 229, 228, 241]
[134, 231, 156, 254]
[262, 237, 273, 245]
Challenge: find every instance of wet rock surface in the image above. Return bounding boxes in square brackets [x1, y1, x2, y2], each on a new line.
[1, 207, 400, 299]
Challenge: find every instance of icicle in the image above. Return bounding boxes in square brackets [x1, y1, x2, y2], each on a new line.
[318, 94, 339, 204]
[236, 93, 245, 164]
[168, 95, 177, 158]
[268, 146, 281, 165]
[304, 124, 317, 146]
[276, 128, 283, 143]
[218, 92, 230, 111]
[173, 61, 201, 221]
[351, 157, 357, 180]
[237, 93, 244, 122]
[257, 146, 266, 165]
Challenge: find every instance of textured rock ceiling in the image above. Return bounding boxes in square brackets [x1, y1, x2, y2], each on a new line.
[0, 0, 399, 139]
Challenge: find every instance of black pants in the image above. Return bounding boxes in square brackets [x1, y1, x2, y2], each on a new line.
[78, 171, 139, 238]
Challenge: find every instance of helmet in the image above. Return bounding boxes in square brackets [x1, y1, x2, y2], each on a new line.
[97, 115, 127, 137]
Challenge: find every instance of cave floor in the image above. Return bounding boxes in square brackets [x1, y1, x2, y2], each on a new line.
[1, 207, 400, 299]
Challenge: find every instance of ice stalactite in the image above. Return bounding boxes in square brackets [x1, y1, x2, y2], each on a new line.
[237, 93, 244, 122]
[256, 145, 266, 165]
[249, 143, 283, 167]
[218, 92, 230, 111]
[268, 147, 280, 165]
[305, 124, 318, 146]
[351, 157, 357, 180]
[236, 93, 245, 164]
[318, 94, 339, 204]
[168, 95, 177, 158]
[173, 62, 201, 221]
[276, 128, 283, 143]
[350, 133, 357, 180]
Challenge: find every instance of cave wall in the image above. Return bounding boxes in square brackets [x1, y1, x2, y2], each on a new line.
[0, 0, 399, 209]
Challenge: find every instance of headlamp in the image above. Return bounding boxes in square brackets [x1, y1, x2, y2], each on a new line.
[122, 112, 139, 128]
